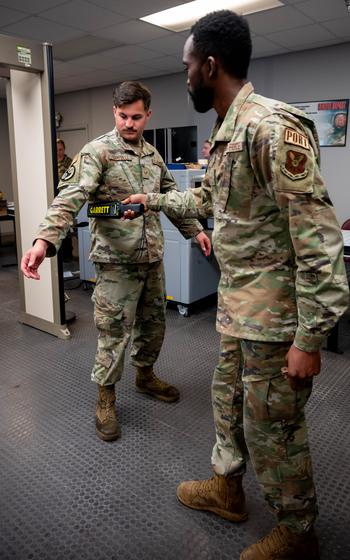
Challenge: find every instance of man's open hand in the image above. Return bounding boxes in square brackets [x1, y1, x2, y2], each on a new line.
[21, 240, 49, 280]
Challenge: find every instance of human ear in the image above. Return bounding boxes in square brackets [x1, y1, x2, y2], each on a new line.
[207, 56, 217, 79]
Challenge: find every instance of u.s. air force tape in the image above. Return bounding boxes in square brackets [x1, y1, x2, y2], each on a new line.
[87, 202, 144, 218]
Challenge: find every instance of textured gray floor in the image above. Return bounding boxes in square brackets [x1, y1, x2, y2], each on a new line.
[1, 246, 350, 560]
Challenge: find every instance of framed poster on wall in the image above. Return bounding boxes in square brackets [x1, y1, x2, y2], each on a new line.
[291, 99, 349, 147]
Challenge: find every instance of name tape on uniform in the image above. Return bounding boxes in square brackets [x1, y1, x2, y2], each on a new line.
[226, 141, 243, 153]
[284, 128, 310, 150]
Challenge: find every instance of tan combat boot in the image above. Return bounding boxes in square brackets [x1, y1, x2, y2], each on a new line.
[135, 366, 180, 402]
[240, 524, 320, 560]
[95, 384, 120, 441]
[176, 472, 248, 522]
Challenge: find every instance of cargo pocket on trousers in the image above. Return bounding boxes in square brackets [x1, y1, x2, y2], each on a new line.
[94, 303, 124, 332]
[244, 375, 299, 423]
[267, 375, 313, 422]
[94, 351, 113, 370]
[267, 375, 298, 422]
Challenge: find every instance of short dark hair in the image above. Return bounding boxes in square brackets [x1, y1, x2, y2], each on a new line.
[57, 138, 65, 149]
[113, 81, 151, 110]
[191, 10, 252, 79]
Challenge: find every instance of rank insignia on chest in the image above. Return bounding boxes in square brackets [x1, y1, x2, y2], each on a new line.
[142, 167, 150, 179]
[281, 150, 309, 180]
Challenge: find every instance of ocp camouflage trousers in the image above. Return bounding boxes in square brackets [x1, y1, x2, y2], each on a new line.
[91, 261, 166, 386]
[211, 335, 317, 532]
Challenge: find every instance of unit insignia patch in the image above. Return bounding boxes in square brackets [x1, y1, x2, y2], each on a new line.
[61, 164, 76, 182]
[281, 150, 309, 180]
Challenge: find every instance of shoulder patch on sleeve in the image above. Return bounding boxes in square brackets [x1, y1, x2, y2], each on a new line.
[61, 164, 76, 181]
[281, 150, 309, 181]
[59, 154, 81, 185]
[284, 127, 310, 150]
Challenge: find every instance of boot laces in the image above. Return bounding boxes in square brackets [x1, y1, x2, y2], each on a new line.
[256, 526, 291, 556]
[153, 377, 170, 390]
[197, 477, 217, 497]
[146, 373, 170, 391]
[105, 401, 116, 420]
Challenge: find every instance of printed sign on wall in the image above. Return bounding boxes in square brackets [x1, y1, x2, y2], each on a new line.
[291, 99, 348, 147]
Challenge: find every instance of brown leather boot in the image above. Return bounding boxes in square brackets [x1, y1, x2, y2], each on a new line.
[135, 366, 180, 402]
[95, 385, 120, 441]
[240, 524, 320, 560]
[176, 472, 248, 522]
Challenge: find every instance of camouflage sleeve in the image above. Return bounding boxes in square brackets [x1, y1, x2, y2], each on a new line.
[156, 161, 203, 239]
[148, 170, 213, 221]
[250, 115, 349, 351]
[35, 147, 102, 256]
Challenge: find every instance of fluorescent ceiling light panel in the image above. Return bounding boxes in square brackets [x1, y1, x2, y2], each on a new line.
[141, 0, 283, 32]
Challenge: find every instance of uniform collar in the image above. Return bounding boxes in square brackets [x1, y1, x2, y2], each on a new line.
[114, 128, 155, 157]
[210, 82, 255, 144]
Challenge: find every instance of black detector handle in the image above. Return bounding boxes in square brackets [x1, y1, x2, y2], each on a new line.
[87, 202, 144, 219]
[119, 203, 144, 217]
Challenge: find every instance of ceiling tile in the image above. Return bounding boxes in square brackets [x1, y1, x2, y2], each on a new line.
[294, 0, 347, 22]
[110, 62, 161, 82]
[287, 37, 347, 52]
[2, 16, 85, 43]
[0, 0, 68, 14]
[144, 56, 183, 72]
[246, 4, 314, 34]
[86, 0, 190, 19]
[1, 0, 349, 96]
[252, 35, 288, 55]
[53, 35, 123, 61]
[55, 67, 117, 91]
[54, 59, 99, 77]
[41, 0, 127, 32]
[99, 45, 162, 64]
[57, 53, 115, 70]
[267, 23, 335, 48]
[91, 19, 170, 43]
[0, 6, 28, 27]
[138, 34, 187, 56]
[322, 18, 350, 39]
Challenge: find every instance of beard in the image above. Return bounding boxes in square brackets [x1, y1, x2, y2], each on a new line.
[188, 80, 214, 113]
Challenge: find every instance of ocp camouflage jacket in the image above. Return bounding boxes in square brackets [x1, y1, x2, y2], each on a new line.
[146, 83, 349, 351]
[36, 129, 203, 264]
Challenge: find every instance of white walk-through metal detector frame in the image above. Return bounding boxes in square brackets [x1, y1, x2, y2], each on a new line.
[0, 34, 70, 339]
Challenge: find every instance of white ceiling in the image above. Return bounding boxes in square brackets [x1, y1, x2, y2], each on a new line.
[0, 0, 349, 95]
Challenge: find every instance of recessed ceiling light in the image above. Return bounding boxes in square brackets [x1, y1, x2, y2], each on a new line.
[141, 0, 283, 32]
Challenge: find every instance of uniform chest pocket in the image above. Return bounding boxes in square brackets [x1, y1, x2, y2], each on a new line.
[141, 161, 161, 194]
[214, 149, 254, 220]
[105, 157, 137, 193]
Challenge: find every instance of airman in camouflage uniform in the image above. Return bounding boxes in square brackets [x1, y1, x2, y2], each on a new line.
[124, 12, 349, 560]
[21, 82, 210, 443]
[57, 139, 72, 180]
[57, 139, 73, 260]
